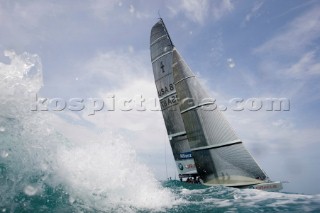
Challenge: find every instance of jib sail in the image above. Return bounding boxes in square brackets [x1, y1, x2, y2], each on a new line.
[172, 48, 267, 186]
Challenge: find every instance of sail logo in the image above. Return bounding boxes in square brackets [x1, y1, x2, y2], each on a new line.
[179, 152, 193, 159]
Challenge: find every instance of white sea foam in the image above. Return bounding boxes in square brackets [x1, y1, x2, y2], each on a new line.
[233, 188, 320, 208]
[55, 135, 174, 211]
[171, 183, 320, 211]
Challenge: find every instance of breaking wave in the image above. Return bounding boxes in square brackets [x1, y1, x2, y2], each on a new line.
[0, 50, 174, 212]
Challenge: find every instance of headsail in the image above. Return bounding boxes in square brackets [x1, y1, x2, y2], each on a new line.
[150, 19, 197, 176]
[172, 49, 267, 186]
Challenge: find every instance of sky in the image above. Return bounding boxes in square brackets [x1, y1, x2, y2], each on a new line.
[1, 0, 320, 194]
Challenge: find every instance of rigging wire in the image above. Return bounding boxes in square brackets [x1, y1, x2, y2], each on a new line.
[164, 134, 168, 180]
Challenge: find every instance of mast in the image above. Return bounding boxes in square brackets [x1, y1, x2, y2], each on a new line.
[150, 19, 198, 177]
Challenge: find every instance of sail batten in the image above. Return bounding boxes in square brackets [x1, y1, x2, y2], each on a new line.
[150, 34, 170, 46]
[191, 140, 242, 152]
[151, 50, 173, 64]
[168, 131, 187, 140]
[180, 102, 215, 114]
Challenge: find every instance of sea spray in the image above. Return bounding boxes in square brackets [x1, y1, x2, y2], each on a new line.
[0, 50, 54, 208]
[55, 136, 174, 211]
[0, 51, 175, 212]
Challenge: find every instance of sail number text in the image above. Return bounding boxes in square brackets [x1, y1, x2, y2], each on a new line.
[160, 94, 177, 108]
[158, 83, 174, 97]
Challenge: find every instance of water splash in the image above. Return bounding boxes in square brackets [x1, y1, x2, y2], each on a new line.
[56, 138, 174, 211]
[0, 51, 174, 212]
[0, 50, 62, 210]
[23, 185, 39, 196]
[0, 150, 9, 158]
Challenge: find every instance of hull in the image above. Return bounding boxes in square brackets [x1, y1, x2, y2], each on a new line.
[203, 181, 283, 192]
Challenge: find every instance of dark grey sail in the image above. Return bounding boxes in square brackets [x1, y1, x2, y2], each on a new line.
[172, 49, 267, 186]
[150, 19, 197, 176]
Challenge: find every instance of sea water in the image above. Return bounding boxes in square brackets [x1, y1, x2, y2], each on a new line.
[0, 51, 320, 212]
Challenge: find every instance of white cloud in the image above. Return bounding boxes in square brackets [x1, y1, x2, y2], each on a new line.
[0, 1, 61, 27]
[284, 51, 320, 78]
[180, 0, 209, 24]
[272, 119, 293, 128]
[211, 0, 234, 21]
[84, 50, 164, 146]
[90, 0, 149, 21]
[129, 4, 135, 14]
[250, 6, 320, 104]
[84, 50, 150, 88]
[90, 0, 120, 20]
[0, 1, 65, 47]
[167, 0, 234, 24]
[254, 6, 320, 54]
[128, 45, 134, 53]
[243, 0, 264, 25]
[226, 109, 319, 155]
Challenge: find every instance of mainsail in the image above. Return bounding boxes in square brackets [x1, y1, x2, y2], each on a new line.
[150, 19, 268, 187]
[150, 19, 197, 176]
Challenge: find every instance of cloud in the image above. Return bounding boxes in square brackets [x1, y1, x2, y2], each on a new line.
[90, 0, 150, 21]
[211, 0, 234, 21]
[0, 1, 61, 27]
[248, 6, 320, 105]
[167, 0, 234, 24]
[0, 1, 64, 47]
[225, 108, 320, 157]
[129, 4, 135, 14]
[254, 6, 320, 54]
[176, 0, 209, 24]
[283, 51, 320, 78]
[83, 50, 151, 88]
[242, 0, 264, 26]
[89, 0, 121, 20]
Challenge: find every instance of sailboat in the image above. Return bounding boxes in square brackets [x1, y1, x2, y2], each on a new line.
[150, 19, 283, 192]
